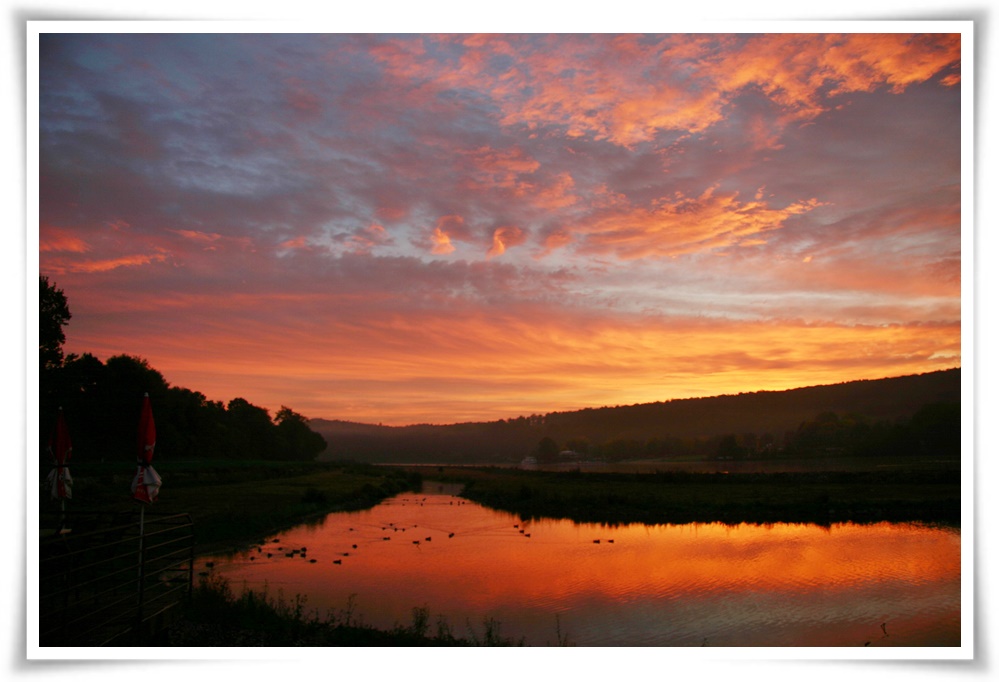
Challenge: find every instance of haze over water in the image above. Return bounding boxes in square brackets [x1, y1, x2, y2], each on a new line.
[203, 486, 960, 646]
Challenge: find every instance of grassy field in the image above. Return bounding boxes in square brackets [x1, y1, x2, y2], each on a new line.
[427, 466, 962, 527]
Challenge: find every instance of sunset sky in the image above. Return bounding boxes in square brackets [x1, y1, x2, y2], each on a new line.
[36, 29, 965, 426]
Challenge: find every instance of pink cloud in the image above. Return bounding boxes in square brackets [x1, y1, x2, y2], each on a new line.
[46, 252, 169, 275]
[460, 145, 540, 194]
[284, 76, 323, 119]
[345, 223, 392, 255]
[531, 172, 578, 210]
[39, 225, 90, 253]
[279, 236, 309, 250]
[171, 229, 255, 252]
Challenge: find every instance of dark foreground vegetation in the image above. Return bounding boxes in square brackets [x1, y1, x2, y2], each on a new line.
[156, 574, 533, 646]
[435, 466, 962, 527]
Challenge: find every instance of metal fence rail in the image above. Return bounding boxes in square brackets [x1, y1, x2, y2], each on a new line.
[39, 511, 195, 646]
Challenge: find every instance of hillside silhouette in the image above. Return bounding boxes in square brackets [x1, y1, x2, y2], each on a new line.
[311, 368, 960, 464]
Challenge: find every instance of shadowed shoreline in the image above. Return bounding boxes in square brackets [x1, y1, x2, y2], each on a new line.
[434, 466, 962, 528]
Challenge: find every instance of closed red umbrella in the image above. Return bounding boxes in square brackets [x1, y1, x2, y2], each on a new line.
[131, 393, 162, 623]
[46, 406, 73, 501]
[131, 393, 161, 503]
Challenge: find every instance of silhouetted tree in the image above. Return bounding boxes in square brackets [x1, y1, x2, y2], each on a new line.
[275, 406, 327, 461]
[39, 275, 71, 371]
[36, 283, 328, 465]
[716, 434, 744, 459]
[226, 398, 279, 460]
[46, 352, 106, 458]
[536, 436, 559, 463]
[39, 276, 73, 438]
[909, 402, 961, 457]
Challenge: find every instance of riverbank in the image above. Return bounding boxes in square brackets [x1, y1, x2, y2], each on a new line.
[42, 461, 960, 557]
[46, 461, 959, 647]
[40, 461, 423, 555]
[429, 466, 962, 527]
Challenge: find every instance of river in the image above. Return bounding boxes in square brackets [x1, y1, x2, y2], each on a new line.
[200, 483, 961, 647]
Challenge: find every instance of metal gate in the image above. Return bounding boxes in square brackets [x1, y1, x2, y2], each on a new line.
[39, 511, 195, 646]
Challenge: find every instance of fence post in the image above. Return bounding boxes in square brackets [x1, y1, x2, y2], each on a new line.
[135, 509, 146, 641]
[187, 525, 195, 599]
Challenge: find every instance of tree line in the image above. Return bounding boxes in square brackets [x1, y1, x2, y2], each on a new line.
[530, 402, 960, 464]
[39, 276, 327, 465]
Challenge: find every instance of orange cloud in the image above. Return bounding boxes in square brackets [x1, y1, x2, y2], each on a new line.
[575, 186, 824, 259]
[706, 34, 961, 127]
[538, 230, 573, 256]
[494, 38, 725, 147]
[487, 226, 526, 258]
[430, 226, 455, 255]
[822, 33, 962, 94]
[372, 34, 959, 149]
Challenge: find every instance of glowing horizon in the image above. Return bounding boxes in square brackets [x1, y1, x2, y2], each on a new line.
[37, 30, 963, 426]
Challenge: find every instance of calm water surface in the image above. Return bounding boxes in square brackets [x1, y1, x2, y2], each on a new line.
[204, 484, 960, 646]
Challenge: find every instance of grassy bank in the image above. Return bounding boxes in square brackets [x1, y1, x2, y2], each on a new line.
[429, 466, 961, 527]
[156, 573, 528, 646]
[40, 460, 422, 554]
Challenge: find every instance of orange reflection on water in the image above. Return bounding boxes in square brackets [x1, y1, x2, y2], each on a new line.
[208, 491, 960, 646]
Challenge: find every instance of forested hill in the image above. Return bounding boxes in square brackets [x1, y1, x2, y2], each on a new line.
[310, 368, 961, 464]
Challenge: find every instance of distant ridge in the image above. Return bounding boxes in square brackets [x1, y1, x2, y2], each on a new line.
[311, 368, 960, 464]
